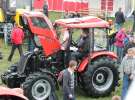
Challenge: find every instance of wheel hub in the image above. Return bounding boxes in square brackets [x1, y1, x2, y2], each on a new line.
[32, 79, 51, 100]
[92, 67, 113, 92]
[37, 86, 45, 93]
[96, 73, 104, 83]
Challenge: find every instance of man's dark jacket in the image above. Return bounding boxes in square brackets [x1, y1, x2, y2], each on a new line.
[62, 69, 74, 96]
[115, 11, 125, 24]
[43, 4, 48, 17]
[77, 36, 90, 54]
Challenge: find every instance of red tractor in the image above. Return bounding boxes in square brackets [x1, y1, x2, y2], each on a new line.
[1, 12, 119, 100]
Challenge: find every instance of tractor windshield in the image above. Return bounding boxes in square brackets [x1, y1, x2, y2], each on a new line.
[56, 26, 108, 51]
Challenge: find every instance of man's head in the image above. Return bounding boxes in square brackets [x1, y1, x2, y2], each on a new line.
[44, 0, 47, 4]
[69, 60, 77, 71]
[120, 28, 126, 33]
[118, 7, 122, 12]
[127, 48, 135, 57]
[112, 95, 121, 100]
[82, 28, 89, 37]
[132, 47, 135, 56]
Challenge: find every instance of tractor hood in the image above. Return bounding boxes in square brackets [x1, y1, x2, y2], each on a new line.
[54, 16, 109, 28]
[23, 11, 61, 56]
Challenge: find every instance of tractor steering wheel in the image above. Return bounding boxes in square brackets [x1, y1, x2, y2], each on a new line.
[71, 40, 77, 47]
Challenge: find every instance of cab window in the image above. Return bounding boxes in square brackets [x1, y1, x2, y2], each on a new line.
[31, 17, 49, 29]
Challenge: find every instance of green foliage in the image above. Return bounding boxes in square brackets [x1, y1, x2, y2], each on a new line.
[49, 11, 62, 22]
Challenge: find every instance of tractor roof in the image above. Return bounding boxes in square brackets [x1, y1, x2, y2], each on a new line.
[55, 16, 109, 28]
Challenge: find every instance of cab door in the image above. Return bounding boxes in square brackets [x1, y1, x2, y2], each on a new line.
[25, 15, 61, 57]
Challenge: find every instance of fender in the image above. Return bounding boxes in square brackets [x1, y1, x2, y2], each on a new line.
[18, 52, 33, 74]
[77, 51, 117, 72]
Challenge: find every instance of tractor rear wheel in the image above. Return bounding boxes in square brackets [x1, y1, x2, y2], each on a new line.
[81, 57, 119, 97]
[22, 72, 55, 100]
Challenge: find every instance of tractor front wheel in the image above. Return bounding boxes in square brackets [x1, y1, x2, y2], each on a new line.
[22, 72, 56, 100]
[81, 57, 119, 97]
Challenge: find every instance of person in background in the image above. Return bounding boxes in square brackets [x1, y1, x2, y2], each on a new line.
[8, 23, 24, 61]
[71, 28, 90, 61]
[120, 47, 135, 100]
[114, 28, 127, 63]
[64, 10, 70, 19]
[61, 27, 70, 50]
[123, 36, 135, 56]
[112, 95, 121, 100]
[132, 10, 135, 33]
[115, 8, 125, 31]
[63, 60, 77, 100]
[72, 11, 81, 18]
[43, 0, 48, 17]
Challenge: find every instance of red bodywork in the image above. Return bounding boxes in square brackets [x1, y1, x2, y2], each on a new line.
[0, 86, 28, 100]
[23, 12, 61, 57]
[23, 12, 117, 72]
[78, 51, 117, 72]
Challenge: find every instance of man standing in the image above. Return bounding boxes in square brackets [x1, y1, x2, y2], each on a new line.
[8, 23, 24, 61]
[132, 10, 135, 33]
[63, 60, 77, 100]
[43, 0, 48, 17]
[115, 8, 125, 31]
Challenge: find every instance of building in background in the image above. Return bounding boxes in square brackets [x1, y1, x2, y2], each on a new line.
[88, 0, 135, 17]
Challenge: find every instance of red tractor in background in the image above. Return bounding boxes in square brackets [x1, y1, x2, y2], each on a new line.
[1, 11, 119, 100]
[0, 86, 28, 100]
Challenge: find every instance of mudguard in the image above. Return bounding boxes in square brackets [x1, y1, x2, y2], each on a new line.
[18, 52, 33, 74]
[77, 51, 117, 72]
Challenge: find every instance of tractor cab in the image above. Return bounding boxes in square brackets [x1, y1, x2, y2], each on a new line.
[54, 16, 110, 51]
[54, 16, 116, 63]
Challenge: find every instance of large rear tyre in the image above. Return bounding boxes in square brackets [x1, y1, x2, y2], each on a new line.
[81, 57, 119, 97]
[22, 72, 55, 100]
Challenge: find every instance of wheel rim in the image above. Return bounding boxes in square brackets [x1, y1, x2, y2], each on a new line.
[92, 67, 113, 92]
[32, 79, 51, 100]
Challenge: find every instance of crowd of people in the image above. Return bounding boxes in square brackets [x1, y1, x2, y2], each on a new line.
[107, 7, 135, 100]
